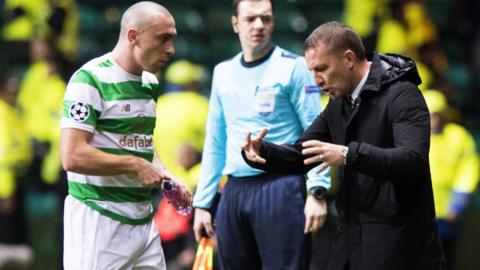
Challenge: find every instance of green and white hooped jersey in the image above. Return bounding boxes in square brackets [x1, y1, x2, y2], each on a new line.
[61, 53, 159, 225]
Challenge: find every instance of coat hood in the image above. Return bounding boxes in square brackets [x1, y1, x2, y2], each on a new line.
[364, 53, 422, 92]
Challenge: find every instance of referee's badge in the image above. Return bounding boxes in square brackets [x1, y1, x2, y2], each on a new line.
[255, 86, 278, 116]
[69, 102, 90, 122]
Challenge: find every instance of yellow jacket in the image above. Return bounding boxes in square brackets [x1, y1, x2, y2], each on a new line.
[430, 123, 479, 218]
[153, 91, 209, 190]
[2, 0, 79, 58]
[0, 100, 32, 198]
[17, 61, 65, 184]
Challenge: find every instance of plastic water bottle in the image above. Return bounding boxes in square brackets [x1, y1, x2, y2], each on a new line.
[162, 180, 193, 216]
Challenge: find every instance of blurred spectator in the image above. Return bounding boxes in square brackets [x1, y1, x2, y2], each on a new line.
[1, 0, 43, 41]
[402, 1, 437, 56]
[45, 0, 79, 61]
[346, 0, 437, 60]
[375, 0, 408, 55]
[343, 0, 381, 39]
[416, 60, 433, 91]
[16, 39, 67, 268]
[153, 59, 208, 270]
[1, 0, 79, 61]
[153, 59, 208, 190]
[0, 68, 33, 269]
[423, 89, 480, 269]
[17, 39, 66, 191]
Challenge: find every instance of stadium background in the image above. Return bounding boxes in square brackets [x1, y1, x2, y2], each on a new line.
[1, 0, 480, 269]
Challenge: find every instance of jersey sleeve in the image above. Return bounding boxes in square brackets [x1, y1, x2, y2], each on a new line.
[193, 66, 227, 209]
[61, 69, 103, 133]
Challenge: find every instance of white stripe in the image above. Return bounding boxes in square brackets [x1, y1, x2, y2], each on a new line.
[84, 65, 158, 85]
[141, 71, 159, 84]
[100, 99, 156, 119]
[68, 172, 143, 187]
[91, 131, 154, 153]
[88, 65, 139, 84]
[64, 82, 103, 111]
[61, 118, 95, 133]
[78, 54, 158, 85]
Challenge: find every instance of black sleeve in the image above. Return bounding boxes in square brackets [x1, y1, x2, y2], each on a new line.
[242, 141, 314, 174]
[347, 83, 430, 179]
[241, 111, 330, 174]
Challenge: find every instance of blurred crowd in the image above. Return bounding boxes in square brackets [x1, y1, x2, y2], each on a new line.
[0, 0, 480, 269]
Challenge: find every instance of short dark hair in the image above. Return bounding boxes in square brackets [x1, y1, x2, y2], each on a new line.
[304, 21, 366, 60]
[232, 0, 275, 16]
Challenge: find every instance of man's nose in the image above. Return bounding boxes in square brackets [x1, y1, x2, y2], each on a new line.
[315, 76, 325, 87]
[252, 17, 264, 28]
[166, 41, 175, 55]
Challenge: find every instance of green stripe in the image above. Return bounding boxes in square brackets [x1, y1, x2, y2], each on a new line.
[71, 70, 96, 85]
[68, 181, 152, 202]
[63, 100, 99, 126]
[97, 59, 113, 68]
[97, 117, 155, 135]
[97, 80, 157, 101]
[100, 147, 153, 162]
[84, 200, 153, 225]
[71, 70, 157, 101]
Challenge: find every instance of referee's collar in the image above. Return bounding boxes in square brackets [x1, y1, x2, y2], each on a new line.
[240, 45, 276, 68]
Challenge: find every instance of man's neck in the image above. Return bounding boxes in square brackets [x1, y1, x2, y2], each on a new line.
[111, 44, 142, 76]
[242, 43, 273, 63]
[349, 60, 371, 99]
[356, 60, 370, 86]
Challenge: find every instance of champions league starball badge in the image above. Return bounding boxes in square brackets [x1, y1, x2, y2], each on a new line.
[69, 102, 90, 122]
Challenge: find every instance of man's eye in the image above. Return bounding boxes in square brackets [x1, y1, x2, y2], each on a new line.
[159, 35, 174, 42]
[262, 16, 272, 23]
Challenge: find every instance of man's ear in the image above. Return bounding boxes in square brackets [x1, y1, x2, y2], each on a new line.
[231, 16, 239, 33]
[344, 50, 355, 70]
[127, 28, 138, 44]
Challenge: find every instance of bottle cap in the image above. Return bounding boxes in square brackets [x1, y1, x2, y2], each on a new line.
[163, 180, 173, 190]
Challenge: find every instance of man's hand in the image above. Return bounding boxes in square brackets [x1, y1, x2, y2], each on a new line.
[444, 211, 460, 223]
[304, 195, 327, 234]
[242, 128, 268, 164]
[193, 208, 215, 242]
[169, 178, 193, 208]
[136, 158, 171, 188]
[302, 140, 346, 173]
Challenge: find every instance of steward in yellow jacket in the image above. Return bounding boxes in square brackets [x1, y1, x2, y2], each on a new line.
[423, 89, 479, 266]
[0, 71, 32, 245]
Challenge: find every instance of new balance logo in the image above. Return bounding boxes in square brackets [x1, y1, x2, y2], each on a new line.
[122, 104, 131, 112]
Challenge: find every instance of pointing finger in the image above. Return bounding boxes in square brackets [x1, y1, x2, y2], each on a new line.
[257, 128, 268, 140]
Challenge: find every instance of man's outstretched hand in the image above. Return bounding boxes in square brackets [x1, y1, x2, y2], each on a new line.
[242, 128, 268, 164]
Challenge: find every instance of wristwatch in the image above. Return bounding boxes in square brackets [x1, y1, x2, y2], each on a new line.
[311, 186, 327, 200]
[341, 146, 349, 165]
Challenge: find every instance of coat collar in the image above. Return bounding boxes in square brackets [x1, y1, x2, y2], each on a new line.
[360, 52, 422, 96]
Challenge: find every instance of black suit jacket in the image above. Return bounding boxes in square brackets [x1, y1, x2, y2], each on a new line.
[244, 53, 445, 270]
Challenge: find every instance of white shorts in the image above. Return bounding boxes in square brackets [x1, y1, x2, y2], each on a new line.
[63, 195, 166, 270]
